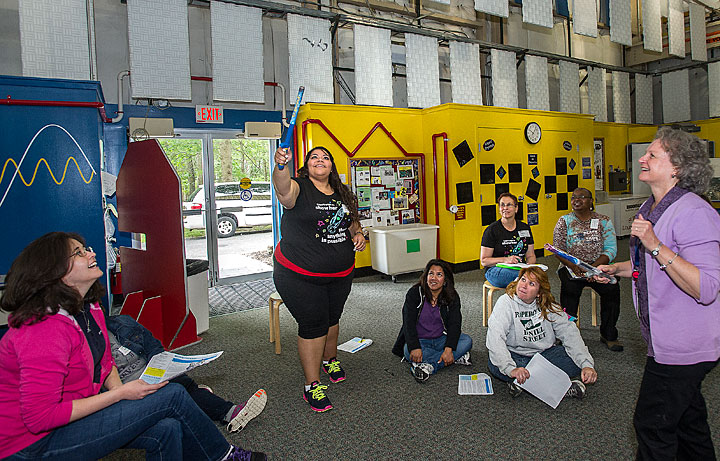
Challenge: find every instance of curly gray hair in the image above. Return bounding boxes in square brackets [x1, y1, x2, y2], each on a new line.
[654, 126, 712, 195]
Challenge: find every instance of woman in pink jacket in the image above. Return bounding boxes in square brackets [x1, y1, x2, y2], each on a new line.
[0, 232, 265, 460]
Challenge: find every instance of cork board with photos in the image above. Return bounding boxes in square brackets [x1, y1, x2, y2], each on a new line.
[350, 158, 422, 230]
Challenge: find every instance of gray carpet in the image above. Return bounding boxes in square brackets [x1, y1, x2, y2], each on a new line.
[105, 243, 720, 460]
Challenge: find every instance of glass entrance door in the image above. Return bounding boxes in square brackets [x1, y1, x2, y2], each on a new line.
[162, 132, 275, 286]
[211, 134, 274, 282]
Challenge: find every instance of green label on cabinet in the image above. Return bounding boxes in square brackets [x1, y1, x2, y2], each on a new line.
[406, 238, 420, 253]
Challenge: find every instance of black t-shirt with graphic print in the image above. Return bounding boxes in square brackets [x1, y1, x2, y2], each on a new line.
[278, 176, 354, 273]
[481, 219, 534, 263]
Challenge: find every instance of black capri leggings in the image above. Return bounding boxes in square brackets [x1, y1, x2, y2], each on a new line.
[273, 262, 354, 339]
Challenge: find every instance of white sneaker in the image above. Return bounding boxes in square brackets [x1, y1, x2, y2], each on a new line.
[227, 389, 267, 432]
[455, 351, 472, 366]
[410, 362, 434, 383]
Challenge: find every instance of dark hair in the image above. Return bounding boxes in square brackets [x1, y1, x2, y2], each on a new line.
[297, 146, 359, 221]
[497, 193, 518, 207]
[418, 259, 457, 306]
[505, 267, 562, 320]
[0, 232, 105, 328]
[654, 126, 712, 195]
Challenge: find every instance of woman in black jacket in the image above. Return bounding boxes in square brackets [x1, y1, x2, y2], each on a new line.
[392, 259, 473, 382]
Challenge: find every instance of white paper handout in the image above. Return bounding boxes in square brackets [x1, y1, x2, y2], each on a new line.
[458, 373, 494, 395]
[140, 351, 223, 384]
[337, 337, 373, 353]
[516, 352, 571, 409]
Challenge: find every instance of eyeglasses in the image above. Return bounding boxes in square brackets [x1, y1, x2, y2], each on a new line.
[499, 203, 517, 208]
[69, 246, 93, 259]
[570, 195, 592, 201]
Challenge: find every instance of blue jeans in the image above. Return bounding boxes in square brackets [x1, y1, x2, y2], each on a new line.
[404, 333, 473, 374]
[7, 383, 230, 461]
[484, 266, 519, 289]
[487, 345, 582, 382]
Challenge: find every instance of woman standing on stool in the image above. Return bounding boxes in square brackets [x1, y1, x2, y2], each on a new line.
[272, 146, 365, 412]
[552, 187, 622, 352]
[598, 127, 720, 459]
[480, 193, 536, 288]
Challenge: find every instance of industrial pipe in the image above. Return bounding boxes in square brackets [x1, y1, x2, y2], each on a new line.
[112, 70, 130, 123]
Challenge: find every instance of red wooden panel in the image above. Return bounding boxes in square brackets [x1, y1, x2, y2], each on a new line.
[116, 140, 199, 348]
[118, 290, 144, 320]
[136, 296, 165, 348]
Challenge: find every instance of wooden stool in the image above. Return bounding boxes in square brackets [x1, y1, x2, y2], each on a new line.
[269, 291, 283, 354]
[482, 280, 504, 327]
[576, 287, 598, 327]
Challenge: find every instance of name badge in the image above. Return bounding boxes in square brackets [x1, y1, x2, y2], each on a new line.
[118, 346, 132, 356]
[590, 219, 599, 229]
[518, 230, 530, 238]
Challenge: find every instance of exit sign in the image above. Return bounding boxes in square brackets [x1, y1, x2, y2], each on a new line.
[196, 105, 224, 124]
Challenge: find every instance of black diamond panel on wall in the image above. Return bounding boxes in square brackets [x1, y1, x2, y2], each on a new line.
[456, 182, 474, 204]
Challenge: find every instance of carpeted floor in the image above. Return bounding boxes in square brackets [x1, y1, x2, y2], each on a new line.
[105, 243, 720, 460]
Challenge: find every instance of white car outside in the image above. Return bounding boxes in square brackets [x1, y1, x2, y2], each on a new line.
[183, 181, 272, 238]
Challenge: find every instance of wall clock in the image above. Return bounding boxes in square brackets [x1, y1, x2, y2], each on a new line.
[524, 122, 542, 144]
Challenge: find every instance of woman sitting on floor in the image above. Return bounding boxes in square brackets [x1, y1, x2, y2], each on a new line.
[486, 266, 597, 399]
[0, 232, 264, 460]
[392, 259, 473, 383]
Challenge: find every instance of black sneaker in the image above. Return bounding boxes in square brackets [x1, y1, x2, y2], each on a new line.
[226, 445, 267, 461]
[410, 362, 433, 383]
[565, 379, 586, 399]
[303, 381, 333, 412]
[508, 381, 523, 398]
[455, 351, 472, 366]
[322, 357, 346, 383]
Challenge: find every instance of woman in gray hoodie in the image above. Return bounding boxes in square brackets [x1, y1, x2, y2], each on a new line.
[486, 266, 597, 399]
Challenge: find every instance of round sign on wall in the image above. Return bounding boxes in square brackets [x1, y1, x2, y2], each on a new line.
[240, 177, 252, 189]
[239, 189, 253, 201]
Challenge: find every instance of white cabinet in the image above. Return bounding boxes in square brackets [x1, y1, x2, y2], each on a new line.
[607, 195, 649, 237]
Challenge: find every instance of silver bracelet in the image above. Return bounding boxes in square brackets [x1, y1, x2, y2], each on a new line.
[659, 252, 679, 271]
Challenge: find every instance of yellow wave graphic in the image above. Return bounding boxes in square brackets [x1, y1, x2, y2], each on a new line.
[0, 156, 94, 186]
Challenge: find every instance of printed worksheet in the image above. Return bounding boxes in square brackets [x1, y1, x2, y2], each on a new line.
[140, 351, 223, 384]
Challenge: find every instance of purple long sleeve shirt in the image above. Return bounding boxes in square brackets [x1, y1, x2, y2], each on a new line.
[632, 193, 720, 365]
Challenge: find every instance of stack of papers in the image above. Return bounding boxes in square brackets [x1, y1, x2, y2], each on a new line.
[458, 373, 494, 395]
[337, 337, 373, 353]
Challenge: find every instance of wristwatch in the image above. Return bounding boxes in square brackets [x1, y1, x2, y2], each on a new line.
[651, 242, 663, 258]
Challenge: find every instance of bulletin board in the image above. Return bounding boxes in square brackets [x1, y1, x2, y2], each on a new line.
[349, 158, 422, 229]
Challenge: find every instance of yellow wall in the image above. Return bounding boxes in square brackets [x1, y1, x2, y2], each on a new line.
[296, 103, 596, 267]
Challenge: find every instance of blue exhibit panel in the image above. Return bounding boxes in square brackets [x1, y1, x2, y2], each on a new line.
[0, 76, 106, 278]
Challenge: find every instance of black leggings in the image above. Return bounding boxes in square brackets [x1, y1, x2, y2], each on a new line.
[273, 262, 354, 339]
[559, 266, 621, 341]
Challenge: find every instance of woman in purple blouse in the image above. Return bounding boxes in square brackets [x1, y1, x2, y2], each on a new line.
[598, 127, 720, 460]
